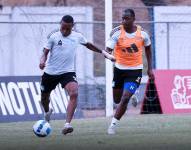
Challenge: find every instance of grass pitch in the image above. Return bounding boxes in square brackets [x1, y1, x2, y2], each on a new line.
[0, 114, 191, 150]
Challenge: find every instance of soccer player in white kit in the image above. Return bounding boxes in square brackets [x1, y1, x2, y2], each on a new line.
[39, 15, 114, 135]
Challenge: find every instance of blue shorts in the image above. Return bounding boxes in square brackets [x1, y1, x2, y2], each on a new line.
[123, 82, 139, 94]
[112, 67, 142, 94]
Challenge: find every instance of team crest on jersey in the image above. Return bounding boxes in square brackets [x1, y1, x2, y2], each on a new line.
[58, 40, 62, 45]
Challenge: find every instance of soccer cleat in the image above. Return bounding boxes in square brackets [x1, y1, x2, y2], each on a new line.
[107, 125, 116, 135]
[44, 108, 53, 122]
[131, 95, 138, 107]
[62, 124, 74, 135]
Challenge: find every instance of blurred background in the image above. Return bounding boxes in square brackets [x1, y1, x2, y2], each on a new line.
[0, 0, 191, 120]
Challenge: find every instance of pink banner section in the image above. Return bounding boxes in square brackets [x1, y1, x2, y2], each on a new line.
[154, 70, 191, 114]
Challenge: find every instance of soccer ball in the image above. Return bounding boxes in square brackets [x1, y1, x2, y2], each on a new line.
[33, 120, 52, 137]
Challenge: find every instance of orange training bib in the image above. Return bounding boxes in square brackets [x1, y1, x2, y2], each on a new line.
[114, 25, 144, 67]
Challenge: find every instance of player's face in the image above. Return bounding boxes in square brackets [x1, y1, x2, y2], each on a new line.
[60, 21, 73, 37]
[122, 14, 135, 28]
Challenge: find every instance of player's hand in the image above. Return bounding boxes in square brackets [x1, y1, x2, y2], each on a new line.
[102, 50, 116, 62]
[39, 61, 45, 70]
[147, 69, 155, 80]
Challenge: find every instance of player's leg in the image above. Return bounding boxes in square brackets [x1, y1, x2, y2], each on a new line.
[41, 92, 53, 122]
[131, 76, 142, 107]
[64, 81, 78, 124]
[113, 88, 123, 104]
[108, 67, 124, 134]
[41, 92, 50, 113]
[114, 89, 134, 120]
[59, 72, 78, 135]
[40, 73, 59, 122]
[108, 70, 142, 134]
[62, 81, 78, 135]
[131, 92, 139, 107]
[112, 67, 124, 104]
[108, 88, 134, 135]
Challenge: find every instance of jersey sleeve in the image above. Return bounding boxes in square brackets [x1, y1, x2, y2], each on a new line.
[142, 31, 151, 46]
[43, 35, 54, 50]
[106, 30, 120, 49]
[78, 33, 88, 44]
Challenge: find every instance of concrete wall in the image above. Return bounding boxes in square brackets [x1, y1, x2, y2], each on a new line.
[154, 6, 191, 69]
[1, 0, 149, 76]
[0, 6, 94, 85]
[164, 0, 191, 5]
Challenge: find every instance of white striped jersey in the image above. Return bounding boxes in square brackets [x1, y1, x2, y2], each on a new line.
[43, 30, 87, 75]
[106, 25, 151, 49]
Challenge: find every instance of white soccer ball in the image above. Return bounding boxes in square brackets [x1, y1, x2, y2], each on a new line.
[33, 120, 52, 137]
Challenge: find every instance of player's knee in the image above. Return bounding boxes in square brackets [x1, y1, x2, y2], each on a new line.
[69, 91, 78, 107]
[120, 96, 130, 105]
[114, 98, 120, 104]
[113, 94, 122, 104]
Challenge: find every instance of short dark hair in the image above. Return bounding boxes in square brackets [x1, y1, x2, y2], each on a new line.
[61, 15, 74, 24]
[123, 9, 135, 18]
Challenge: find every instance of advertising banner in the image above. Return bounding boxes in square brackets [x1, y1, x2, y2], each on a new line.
[154, 70, 191, 114]
[0, 76, 82, 122]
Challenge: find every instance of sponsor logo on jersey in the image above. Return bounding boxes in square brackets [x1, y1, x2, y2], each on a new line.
[58, 40, 62, 45]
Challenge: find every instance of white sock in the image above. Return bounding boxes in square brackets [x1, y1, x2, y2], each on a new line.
[65, 122, 71, 127]
[110, 117, 119, 127]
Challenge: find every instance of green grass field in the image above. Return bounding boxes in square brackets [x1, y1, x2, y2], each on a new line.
[0, 114, 191, 150]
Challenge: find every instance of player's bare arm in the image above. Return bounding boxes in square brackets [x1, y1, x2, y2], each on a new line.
[145, 45, 154, 80]
[102, 47, 116, 62]
[82, 42, 102, 53]
[82, 42, 116, 62]
[39, 48, 49, 70]
[105, 47, 113, 54]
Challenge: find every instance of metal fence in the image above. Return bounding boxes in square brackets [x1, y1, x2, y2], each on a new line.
[1, 20, 191, 117]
